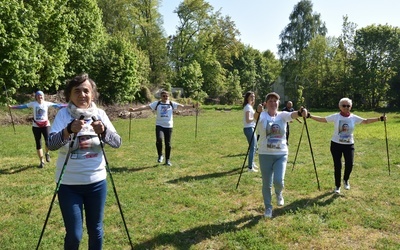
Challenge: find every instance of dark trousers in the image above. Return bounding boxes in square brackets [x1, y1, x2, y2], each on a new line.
[58, 180, 107, 250]
[32, 126, 50, 149]
[156, 125, 173, 160]
[330, 141, 354, 188]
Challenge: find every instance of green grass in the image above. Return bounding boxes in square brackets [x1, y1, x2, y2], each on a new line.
[1, 108, 400, 249]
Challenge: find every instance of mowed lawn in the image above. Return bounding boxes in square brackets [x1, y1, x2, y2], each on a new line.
[0, 107, 399, 250]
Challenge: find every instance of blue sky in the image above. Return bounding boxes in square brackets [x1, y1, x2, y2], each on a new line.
[159, 0, 400, 55]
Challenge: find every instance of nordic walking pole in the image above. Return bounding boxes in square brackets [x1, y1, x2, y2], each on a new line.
[383, 112, 390, 175]
[92, 117, 134, 249]
[195, 103, 199, 139]
[302, 111, 320, 191]
[128, 112, 132, 142]
[292, 122, 305, 172]
[36, 115, 84, 250]
[3, 85, 16, 134]
[236, 112, 260, 189]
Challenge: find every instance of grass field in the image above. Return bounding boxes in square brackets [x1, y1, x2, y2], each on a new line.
[1, 107, 399, 249]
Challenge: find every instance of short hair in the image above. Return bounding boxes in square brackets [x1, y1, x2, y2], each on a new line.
[65, 73, 98, 102]
[339, 97, 352, 107]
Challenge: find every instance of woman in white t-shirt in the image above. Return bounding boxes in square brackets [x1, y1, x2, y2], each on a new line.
[256, 92, 307, 218]
[48, 73, 121, 249]
[309, 97, 386, 194]
[9, 91, 66, 168]
[129, 90, 198, 166]
[242, 91, 258, 172]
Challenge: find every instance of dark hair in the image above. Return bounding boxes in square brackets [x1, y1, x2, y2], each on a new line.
[242, 91, 254, 107]
[65, 73, 99, 102]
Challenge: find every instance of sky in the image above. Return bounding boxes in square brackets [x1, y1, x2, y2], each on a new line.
[159, 0, 400, 55]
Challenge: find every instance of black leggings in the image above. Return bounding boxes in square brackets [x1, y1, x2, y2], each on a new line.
[155, 126, 173, 160]
[330, 141, 354, 188]
[32, 126, 50, 150]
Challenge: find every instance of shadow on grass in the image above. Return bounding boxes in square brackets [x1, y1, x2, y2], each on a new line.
[132, 214, 262, 250]
[273, 191, 338, 218]
[0, 164, 37, 174]
[106, 164, 160, 173]
[225, 153, 246, 158]
[166, 168, 240, 184]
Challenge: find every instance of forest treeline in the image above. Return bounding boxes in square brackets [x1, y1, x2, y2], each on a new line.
[1, 0, 399, 109]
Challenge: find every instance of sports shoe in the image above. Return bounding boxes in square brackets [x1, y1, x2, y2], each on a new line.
[334, 187, 341, 194]
[165, 160, 172, 166]
[247, 167, 258, 172]
[45, 153, 51, 162]
[277, 193, 284, 206]
[39, 161, 44, 168]
[157, 155, 164, 163]
[264, 208, 272, 218]
[252, 163, 258, 170]
[343, 180, 350, 190]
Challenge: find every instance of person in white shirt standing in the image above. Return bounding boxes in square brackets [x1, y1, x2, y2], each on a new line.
[48, 73, 121, 249]
[256, 92, 307, 218]
[242, 91, 258, 172]
[129, 90, 197, 166]
[308, 97, 386, 194]
[9, 90, 66, 168]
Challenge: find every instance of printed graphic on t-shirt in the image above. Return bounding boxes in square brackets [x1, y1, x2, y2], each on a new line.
[266, 121, 284, 149]
[70, 121, 101, 159]
[35, 106, 45, 120]
[160, 104, 170, 118]
[338, 120, 352, 143]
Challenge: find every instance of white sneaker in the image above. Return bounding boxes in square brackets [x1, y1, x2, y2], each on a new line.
[252, 163, 258, 170]
[247, 167, 258, 172]
[334, 187, 341, 194]
[264, 208, 272, 218]
[343, 180, 350, 190]
[277, 194, 284, 206]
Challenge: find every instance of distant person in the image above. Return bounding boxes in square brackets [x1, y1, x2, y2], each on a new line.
[308, 97, 386, 194]
[256, 92, 307, 218]
[48, 73, 122, 249]
[282, 101, 302, 145]
[242, 91, 258, 172]
[129, 90, 198, 166]
[9, 91, 66, 168]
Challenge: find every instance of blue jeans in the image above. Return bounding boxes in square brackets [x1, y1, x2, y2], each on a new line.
[243, 127, 257, 168]
[58, 180, 107, 250]
[259, 154, 287, 209]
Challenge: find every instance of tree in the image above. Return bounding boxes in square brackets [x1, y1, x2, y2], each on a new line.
[278, 0, 327, 107]
[64, 0, 105, 77]
[92, 36, 145, 104]
[351, 25, 400, 108]
[0, 0, 44, 100]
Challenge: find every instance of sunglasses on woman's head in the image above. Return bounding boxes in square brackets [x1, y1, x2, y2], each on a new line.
[341, 105, 351, 108]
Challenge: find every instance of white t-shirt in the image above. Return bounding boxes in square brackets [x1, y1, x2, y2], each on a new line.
[243, 104, 256, 128]
[25, 101, 58, 127]
[50, 108, 117, 185]
[257, 111, 293, 155]
[149, 101, 179, 128]
[325, 113, 364, 144]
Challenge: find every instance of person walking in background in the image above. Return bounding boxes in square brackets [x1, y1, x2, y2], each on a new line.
[256, 92, 307, 218]
[242, 91, 258, 172]
[48, 73, 122, 249]
[308, 97, 386, 194]
[129, 90, 198, 166]
[9, 91, 66, 168]
[282, 101, 302, 145]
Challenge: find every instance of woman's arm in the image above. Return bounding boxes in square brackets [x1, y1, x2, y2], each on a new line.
[361, 115, 386, 124]
[308, 114, 328, 123]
